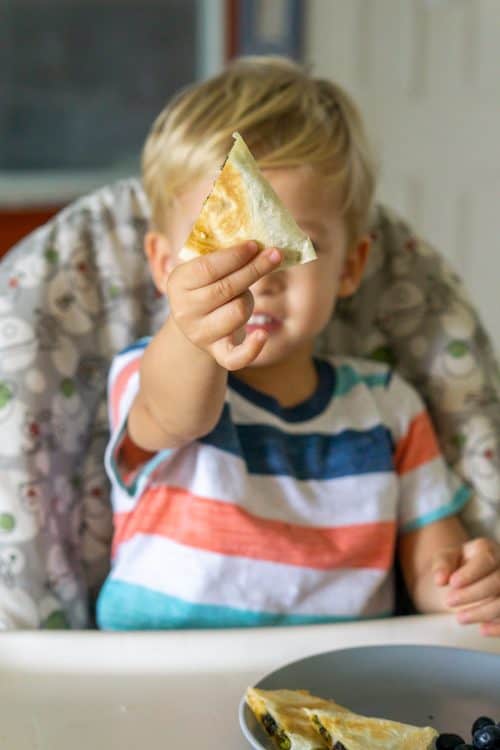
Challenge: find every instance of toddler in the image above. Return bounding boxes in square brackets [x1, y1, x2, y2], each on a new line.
[96, 56, 500, 633]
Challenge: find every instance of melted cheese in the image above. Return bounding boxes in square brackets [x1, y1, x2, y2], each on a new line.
[306, 707, 438, 750]
[180, 133, 317, 269]
[245, 688, 438, 750]
[246, 688, 348, 750]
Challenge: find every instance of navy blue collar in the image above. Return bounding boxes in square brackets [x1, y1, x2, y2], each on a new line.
[228, 358, 335, 423]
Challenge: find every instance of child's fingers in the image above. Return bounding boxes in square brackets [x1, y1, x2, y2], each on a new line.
[181, 241, 261, 289]
[231, 326, 246, 346]
[447, 568, 500, 608]
[480, 619, 500, 637]
[431, 548, 462, 586]
[448, 538, 500, 589]
[211, 330, 268, 370]
[183, 242, 281, 293]
[190, 292, 255, 346]
[455, 596, 500, 625]
[198, 247, 282, 313]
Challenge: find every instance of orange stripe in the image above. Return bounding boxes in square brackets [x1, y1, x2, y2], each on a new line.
[110, 356, 141, 428]
[394, 411, 441, 475]
[112, 486, 395, 570]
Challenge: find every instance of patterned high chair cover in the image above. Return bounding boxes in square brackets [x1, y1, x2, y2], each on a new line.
[0, 178, 499, 628]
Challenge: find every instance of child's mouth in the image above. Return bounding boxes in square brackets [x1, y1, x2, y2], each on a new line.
[245, 313, 282, 334]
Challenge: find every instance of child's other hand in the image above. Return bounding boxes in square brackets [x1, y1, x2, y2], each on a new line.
[432, 537, 500, 636]
[167, 241, 282, 370]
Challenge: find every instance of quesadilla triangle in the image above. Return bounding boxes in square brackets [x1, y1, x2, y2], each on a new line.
[246, 687, 349, 750]
[179, 132, 317, 269]
[305, 706, 438, 750]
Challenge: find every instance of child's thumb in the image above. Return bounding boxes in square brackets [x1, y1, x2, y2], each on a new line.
[431, 547, 462, 586]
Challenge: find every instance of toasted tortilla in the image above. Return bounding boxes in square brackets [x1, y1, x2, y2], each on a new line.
[246, 687, 348, 750]
[180, 132, 317, 269]
[306, 706, 438, 750]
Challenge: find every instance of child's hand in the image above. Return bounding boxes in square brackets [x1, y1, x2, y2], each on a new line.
[167, 241, 282, 370]
[432, 537, 500, 636]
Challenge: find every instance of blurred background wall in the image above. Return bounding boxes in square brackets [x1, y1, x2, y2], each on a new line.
[305, 0, 500, 352]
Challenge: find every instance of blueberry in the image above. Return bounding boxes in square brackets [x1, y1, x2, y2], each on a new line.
[472, 718, 495, 737]
[472, 725, 500, 750]
[436, 734, 466, 750]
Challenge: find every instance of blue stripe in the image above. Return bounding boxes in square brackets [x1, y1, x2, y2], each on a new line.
[118, 336, 151, 356]
[401, 484, 472, 533]
[334, 363, 391, 398]
[201, 408, 394, 479]
[96, 580, 392, 630]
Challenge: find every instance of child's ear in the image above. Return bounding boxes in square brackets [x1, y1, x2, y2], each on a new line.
[338, 235, 371, 298]
[144, 231, 174, 295]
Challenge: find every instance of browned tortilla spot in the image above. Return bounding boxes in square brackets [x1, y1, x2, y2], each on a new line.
[186, 160, 251, 254]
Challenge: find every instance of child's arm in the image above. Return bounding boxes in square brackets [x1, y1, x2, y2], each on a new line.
[399, 516, 500, 636]
[128, 241, 282, 452]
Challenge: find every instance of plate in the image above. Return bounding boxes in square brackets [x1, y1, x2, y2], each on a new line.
[239, 644, 500, 749]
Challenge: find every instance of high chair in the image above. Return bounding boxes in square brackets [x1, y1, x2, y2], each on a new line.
[0, 178, 498, 628]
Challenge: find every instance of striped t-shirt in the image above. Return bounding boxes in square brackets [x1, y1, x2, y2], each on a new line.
[96, 338, 470, 630]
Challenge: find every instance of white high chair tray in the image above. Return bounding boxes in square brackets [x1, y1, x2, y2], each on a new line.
[1, 615, 499, 750]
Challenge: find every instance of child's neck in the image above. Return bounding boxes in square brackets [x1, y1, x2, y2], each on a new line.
[234, 350, 318, 408]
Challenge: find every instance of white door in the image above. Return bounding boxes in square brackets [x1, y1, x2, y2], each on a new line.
[306, 0, 500, 352]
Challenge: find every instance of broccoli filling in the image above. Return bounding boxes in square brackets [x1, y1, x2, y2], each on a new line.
[260, 712, 291, 750]
[277, 734, 291, 750]
[312, 715, 333, 747]
[262, 713, 279, 736]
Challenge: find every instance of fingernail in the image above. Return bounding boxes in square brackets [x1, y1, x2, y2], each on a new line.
[246, 241, 258, 252]
[266, 248, 282, 264]
[457, 611, 470, 623]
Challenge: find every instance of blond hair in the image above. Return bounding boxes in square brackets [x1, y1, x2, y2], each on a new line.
[142, 56, 377, 242]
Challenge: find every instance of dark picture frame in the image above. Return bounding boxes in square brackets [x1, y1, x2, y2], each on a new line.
[228, 0, 304, 61]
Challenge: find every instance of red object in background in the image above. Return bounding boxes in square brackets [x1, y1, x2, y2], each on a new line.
[226, 0, 240, 59]
[0, 207, 62, 259]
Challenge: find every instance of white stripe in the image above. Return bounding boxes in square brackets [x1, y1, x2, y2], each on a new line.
[370, 372, 424, 444]
[108, 349, 142, 426]
[228, 378, 387, 435]
[111, 535, 393, 617]
[114, 371, 139, 428]
[399, 456, 460, 527]
[111, 441, 399, 525]
[109, 346, 144, 384]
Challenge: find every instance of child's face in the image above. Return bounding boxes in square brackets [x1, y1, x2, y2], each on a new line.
[149, 165, 370, 369]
